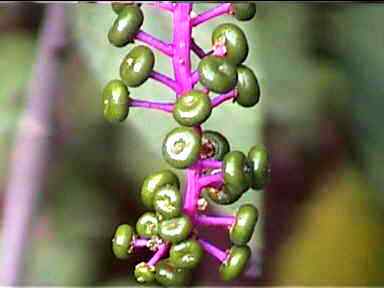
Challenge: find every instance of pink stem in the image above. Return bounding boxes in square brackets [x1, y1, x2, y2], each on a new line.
[191, 70, 199, 85]
[198, 172, 224, 188]
[191, 3, 232, 27]
[133, 238, 148, 248]
[183, 168, 196, 215]
[150, 71, 180, 92]
[172, 3, 193, 96]
[147, 243, 169, 267]
[195, 215, 235, 228]
[212, 89, 238, 108]
[198, 239, 228, 263]
[198, 159, 223, 169]
[130, 99, 174, 113]
[146, 2, 175, 12]
[135, 30, 174, 57]
[191, 38, 208, 59]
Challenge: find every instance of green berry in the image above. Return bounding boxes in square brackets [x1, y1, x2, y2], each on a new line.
[173, 90, 212, 127]
[108, 5, 144, 47]
[219, 245, 251, 282]
[102, 79, 131, 123]
[120, 45, 155, 87]
[203, 185, 243, 206]
[236, 65, 260, 108]
[247, 145, 270, 189]
[198, 55, 238, 94]
[136, 212, 159, 238]
[201, 130, 230, 161]
[134, 262, 155, 283]
[212, 23, 248, 65]
[155, 259, 192, 286]
[223, 151, 250, 195]
[112, 224, 134, 259]
[162, 127, 201, 169]
[111, 2, 141, 14]
[159, 215, 192, 244]
[230, 204, 258, 245]
[154, 185, 182, 220]
[169, 239, 203, 269]
[231, 3, 256, 21]
[141, 170, 180, 209]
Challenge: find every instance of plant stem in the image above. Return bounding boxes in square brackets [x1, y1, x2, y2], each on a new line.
[135, 30, 174, 57]
[212, 89, 238, 108]
[0, 4, 67, 285]
[198, 159, 223, 169]
[133, 238, 148, 248]
[195, 215, 235, 228]
[198, 239, 228, 263]
[198, 172, 224, 188]
[130, 99, 174, 113]
[147, 243, 169, 267]
[191, 3, 232, 27]
[150, 71, 180, 92]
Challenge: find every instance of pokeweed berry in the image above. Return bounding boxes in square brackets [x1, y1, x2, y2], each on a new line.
[231, 3, 257, 21]
[120, 45, 155, 87]
[236, 65, 260, 108]
[173, 90, 212, 127]
[198, 55, 238, 94]
[108, 5, 144, 47]
[212, 23, 249, 65]
[102, 79, 131, 123]
[112, 224, 134, 259]
[140, 170, 180, 209]
[103, 3, 270, 286]
[162, 127, 201, 169]
[201, 130, 230, 161]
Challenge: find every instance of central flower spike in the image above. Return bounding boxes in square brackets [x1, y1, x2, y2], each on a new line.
[105, 2, 267, 286]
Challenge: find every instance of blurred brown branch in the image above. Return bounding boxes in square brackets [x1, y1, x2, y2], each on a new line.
[0, 4, 68, 285]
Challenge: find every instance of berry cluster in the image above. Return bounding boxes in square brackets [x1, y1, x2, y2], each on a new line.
[103, 2, 270, 286]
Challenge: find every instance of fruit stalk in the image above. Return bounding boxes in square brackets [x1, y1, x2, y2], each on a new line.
[195, 215, 235, 228]
[131, 99, 174, 113]
[191, 3, 232, 27]
[198, 238, 228, 263]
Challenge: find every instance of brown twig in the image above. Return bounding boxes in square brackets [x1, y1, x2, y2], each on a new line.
[0, 4, 68, 285]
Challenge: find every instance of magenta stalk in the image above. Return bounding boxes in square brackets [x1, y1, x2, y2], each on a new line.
[135, 30, 174, 57]
[191, 70, 199, 85]
[195, 215, 235, 228]
[198, 172, 224, 188]
[191, 38, 208, 59]
[198, 159, 223, 169]
[198, 239, 228, 263]
[149, 71, 180, 92]
[147, 243, 170, 267]
[191, 3, 232, 27]
[133, 238, 148, 248]
[146, 2, 175, 12]
[212, 89, 238, 108]
[130, 99, 174, 113]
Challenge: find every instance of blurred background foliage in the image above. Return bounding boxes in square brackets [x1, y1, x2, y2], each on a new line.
[0, 2, 383, 286]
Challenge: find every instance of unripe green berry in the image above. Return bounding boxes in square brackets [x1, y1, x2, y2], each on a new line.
[102, 79, 131, 123]
[230, 204, 259, 245]
[198, 55, 238, 94]
[173, 90, 212, 127]
[120, 45, 155, 87]
[231, 3, 256, 21]
[159, 215, 192, 244]
[154, 185, 182, 220]
[136, 212, 159, 238]
[236, 65, 260, 108]
[201, 130, 230, 161]
[112, 224, 134, 259]
[219, 245, 251, 282]
[155, 259, 192, 286]
[134, 262, 155, 283]
[162, 127, 201, 169]
[212, 23, 248, 65]
[247, 145, 270, 190]
[169, 239, 203, 269]
[108, 5, 143, 47]
[141, 170, 180, 209]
